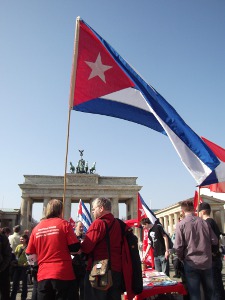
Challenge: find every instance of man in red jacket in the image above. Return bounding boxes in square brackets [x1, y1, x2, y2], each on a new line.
[81, 197, 124, 300]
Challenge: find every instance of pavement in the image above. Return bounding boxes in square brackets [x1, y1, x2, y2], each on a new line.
[16, 259, 225, 300]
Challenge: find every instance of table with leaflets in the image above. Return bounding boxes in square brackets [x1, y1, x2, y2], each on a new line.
[124, 269, 187, 300]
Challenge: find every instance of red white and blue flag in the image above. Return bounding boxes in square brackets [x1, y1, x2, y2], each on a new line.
[137, 193, 155, 267]
[138, 193, 157, 225]
[77, 199, 92, 233]
[70, 17, 221, 186]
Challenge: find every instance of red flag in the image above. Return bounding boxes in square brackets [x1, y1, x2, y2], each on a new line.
[142, 228, 154, 268]
[69, 217, 76, 228]
[193, 190, 203, 212]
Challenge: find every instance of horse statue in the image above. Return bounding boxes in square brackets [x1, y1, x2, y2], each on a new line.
[85, 161, 88, 173]
[76, 159, 87, 173]
[90, 162, 96, 174]
[69, 162, 75, 173]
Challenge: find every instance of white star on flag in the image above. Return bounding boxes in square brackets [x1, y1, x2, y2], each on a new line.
[139, 207, 145, 217]
[85, 53, 112, 83]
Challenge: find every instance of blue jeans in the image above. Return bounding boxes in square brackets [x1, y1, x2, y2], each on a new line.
[184, 262, 213, 300]
[154, 255, 169, 276]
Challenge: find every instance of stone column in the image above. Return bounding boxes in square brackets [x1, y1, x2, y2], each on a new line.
[159, 217, 164, 227]
[174, 212, 179, 229]
[64, 197, 71, 221]
[126, 198, 133, 220]
[43, 198, 50, 218]
[132, 195, 137, 220]
[163, 215, 168, 233]
[12, 217, 17, 228]
[111, 197, 119, 218]
[20, 196, 28, 231]
[27, 198, 32, 231]
[168, 214, 173, 235]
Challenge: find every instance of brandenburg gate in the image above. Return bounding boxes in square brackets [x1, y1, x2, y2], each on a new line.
[19, 174, 142, 231]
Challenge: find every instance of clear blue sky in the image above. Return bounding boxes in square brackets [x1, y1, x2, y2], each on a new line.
[1, 1, 225, 221]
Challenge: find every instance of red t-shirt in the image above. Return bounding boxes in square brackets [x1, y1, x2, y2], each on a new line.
[26, 218, 79, 281]
[81, 213, 123, 272]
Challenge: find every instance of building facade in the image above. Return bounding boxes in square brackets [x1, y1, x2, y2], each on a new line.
[0, 208, 20, 229]
[19, 174, 142, 231]
[15, 174, 225, 236]
[155, 195, 225, 235]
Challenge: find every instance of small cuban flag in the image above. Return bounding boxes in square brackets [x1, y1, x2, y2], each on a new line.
[138, 193, 157, 225]
[77, 199, 92, 232]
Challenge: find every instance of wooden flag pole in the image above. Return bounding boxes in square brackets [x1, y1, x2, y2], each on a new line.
[197, 185, 200, 216]
[63, 17, 81, 218]
[63, 108, 71, 219]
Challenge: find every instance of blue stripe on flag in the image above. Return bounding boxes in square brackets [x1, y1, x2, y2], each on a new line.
[78, 200, 92, 233]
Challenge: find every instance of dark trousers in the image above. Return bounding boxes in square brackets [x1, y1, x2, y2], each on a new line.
[84, 270, 122, 300]
[37, 279, 79, 300]
[212, 258, 225, 300]
[75, 276, 85, 300]
[31, 276, 38, 300]
[10, 266, 28, 300]
[0, 266, 10, 300]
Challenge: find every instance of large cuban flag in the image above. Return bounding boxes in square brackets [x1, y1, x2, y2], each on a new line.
[77, 199, 92, 233]
[70, 17, 220, 186]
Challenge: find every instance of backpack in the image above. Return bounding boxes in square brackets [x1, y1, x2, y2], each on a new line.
[165, 232, 173, 250]
[149, 224, 173, 250]
[116, 218, 143, 295]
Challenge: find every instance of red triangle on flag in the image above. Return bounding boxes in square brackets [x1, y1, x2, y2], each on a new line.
[74, 21, 134, 105]
[137, 193, 147, 223]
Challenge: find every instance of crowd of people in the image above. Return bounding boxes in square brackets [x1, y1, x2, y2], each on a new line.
[0, 197, 132, 300]
[0, 198, 224, 300]
[141, 200, 225, 300]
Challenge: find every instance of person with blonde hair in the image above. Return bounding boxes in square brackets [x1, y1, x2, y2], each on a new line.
[26, 199, 80, 300]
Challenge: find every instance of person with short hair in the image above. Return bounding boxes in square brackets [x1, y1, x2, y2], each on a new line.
[199, 202, 225, 299]
[174, 200, 218, 300]
[141, 217, 170, 276]
[9, 225, 21, 253]
[1, 227, 11, 237]
[26, 199, 80, 300]
[81, 197, 124, 300]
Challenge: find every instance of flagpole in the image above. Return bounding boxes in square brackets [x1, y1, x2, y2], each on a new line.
[197, 185, 200, 216]
[63, 17, 81, 218]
